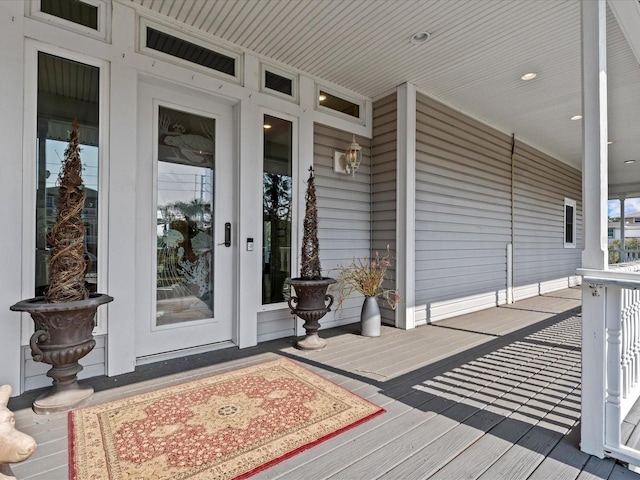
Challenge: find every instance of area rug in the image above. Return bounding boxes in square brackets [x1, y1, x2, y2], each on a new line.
[68, 358, 384, 480]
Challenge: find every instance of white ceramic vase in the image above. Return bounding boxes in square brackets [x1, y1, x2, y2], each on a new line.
[361, 296, 381, 337]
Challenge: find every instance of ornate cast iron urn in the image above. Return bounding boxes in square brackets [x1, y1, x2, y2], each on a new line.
[11, 294, 113, 414]
[288, 277, 336, 350]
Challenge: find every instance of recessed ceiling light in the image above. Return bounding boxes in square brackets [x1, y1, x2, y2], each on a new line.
[318, 94, 327, 102]
[521, 72, 537, 81]
[411, 31, 431, 45]
[624, 159, 636, 164]
[570, 115, 582, 121]
[263, 124, 272, 129]
[608, 141, 613, 145]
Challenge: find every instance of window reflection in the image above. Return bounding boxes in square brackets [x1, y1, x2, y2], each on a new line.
[156, 106, 215, 325]
[35, 53, 100, 296]
[263, 115, 292, 304]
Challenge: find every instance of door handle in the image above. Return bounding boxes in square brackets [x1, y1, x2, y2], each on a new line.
[221, 222, 231, 247]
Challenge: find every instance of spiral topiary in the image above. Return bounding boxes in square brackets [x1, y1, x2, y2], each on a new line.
[300, 167, 322, 280]
[45, 119, 89, 303]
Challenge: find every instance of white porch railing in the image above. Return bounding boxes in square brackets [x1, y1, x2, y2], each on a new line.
[609, 248, 640, 264]
[580, 265, 640, 466]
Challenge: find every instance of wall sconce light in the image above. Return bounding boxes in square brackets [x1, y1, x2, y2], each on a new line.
[333, 135, 362, 176]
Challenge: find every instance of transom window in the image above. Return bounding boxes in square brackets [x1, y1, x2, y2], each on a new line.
[27, 0, 109, 41]
[317, 88, 363, 122]
[41, 0, 98, 29]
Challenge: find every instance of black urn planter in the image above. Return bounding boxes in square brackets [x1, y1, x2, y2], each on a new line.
[288, 277, 336, 351]
[10, 293, 113, 414]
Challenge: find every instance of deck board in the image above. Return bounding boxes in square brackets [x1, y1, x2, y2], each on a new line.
[8, 287, 640, 479]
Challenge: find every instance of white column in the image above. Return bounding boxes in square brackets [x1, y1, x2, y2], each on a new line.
[0, 1, 25, 393]
[581, 0, 608, 270]
[106, 3, 138, 376]
[580, 0, 608, 458]
[237, 94, 262, 348]
[396, 83, 416, 330]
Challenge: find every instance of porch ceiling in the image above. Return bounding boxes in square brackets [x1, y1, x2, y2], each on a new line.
[128, 0, 640, 193]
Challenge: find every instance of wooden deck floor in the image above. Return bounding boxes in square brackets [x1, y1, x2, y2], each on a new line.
[8, 287, 640, 479]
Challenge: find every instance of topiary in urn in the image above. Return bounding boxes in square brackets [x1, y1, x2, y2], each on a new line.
[10, 120, 113, 414]
[288, 167, 335, 350]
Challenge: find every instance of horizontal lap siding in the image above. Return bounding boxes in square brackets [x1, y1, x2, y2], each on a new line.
[512, 142, 582, 297]
[414, 93, 512, 323]
[316, 124, 373, 329]
[372, 93, 398, 325]
[257, 124, 372, 340]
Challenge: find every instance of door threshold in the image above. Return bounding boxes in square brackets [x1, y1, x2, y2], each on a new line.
[136, 341, 236, 366]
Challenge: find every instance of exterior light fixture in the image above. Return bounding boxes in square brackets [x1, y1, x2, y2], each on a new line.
[520, 72, 537, 81]
[411, 31, 431, 45]
[263, 124, 272, 129]
[624, 160, 636, 164]
[570, 115, 582, 121]
[318, 94, 327, 102]
[333, 135, 362, 176]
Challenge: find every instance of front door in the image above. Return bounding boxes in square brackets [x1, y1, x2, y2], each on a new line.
[135, 79, 234, 359]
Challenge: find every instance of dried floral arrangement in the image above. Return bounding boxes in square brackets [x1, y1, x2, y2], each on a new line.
[45, 119, 89, 303]
[333, 246, 400, 310]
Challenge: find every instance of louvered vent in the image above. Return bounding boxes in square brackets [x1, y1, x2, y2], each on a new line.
[146, 27, 235, 77]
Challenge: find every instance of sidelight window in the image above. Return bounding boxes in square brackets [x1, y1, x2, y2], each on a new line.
[35, 52, 100, 295]
[262, 115, 293, 305]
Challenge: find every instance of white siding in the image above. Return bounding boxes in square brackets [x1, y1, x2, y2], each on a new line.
[414, 93, 512, 323]
[372, 93, 398, 325]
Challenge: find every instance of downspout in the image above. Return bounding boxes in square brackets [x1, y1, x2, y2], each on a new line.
[507, 134, 515, 304]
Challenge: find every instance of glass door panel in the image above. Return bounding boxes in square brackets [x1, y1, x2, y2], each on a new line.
[156, 106, 215, 326]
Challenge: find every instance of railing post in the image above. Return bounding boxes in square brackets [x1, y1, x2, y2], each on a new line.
[582, 283, 608, 457]
[605, 285, 622, 449]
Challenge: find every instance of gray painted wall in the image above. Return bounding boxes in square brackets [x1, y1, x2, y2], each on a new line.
[413, 92, 581, 323]
[371, 93, 399, 325]
[513, 142, 583, 297]
[257, 123, 372, 342]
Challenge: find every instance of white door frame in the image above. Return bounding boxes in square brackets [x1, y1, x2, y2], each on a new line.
[135, 76, 238, 362]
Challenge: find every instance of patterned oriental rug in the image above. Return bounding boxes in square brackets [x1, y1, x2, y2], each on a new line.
[69, 358, 384, 480]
